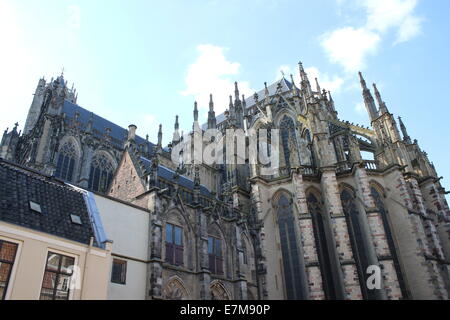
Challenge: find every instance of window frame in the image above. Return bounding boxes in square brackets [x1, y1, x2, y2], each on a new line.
[0, 238, 20, 300]
[111, 258, 127, 285]
[39, 250, 77, 300]
[208, 236, 224, 275]
[165, 223, 184, 267]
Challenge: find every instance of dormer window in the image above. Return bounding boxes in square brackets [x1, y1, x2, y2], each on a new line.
[70, 214, 82, 225]
[29, 201, 42, 213]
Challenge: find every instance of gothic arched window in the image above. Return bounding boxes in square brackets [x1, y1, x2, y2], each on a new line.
[340, 189, 374, 300]
[279, 116, 298, 168]
[55, 142, 77, 182]
[277, 194, 306, 300]
[88, 153, 114, 192]
[307, 193, 336, 299]
[370, 186, 406, 298]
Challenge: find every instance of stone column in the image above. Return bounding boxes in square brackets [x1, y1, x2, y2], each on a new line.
[320, 168, 362, 300]
[406, 176, 448, 299]
[293, 170, 325, 300]
[250, 183, 269, 299]
[198, 207, 211, 300]
[419, 179, 450, 294]
[146, 192, 163, 299]
[78, 144, 94, 189]
[382, 167, 445, 299]
[354, 165, 399, 299]
[234, 223, 248, 300]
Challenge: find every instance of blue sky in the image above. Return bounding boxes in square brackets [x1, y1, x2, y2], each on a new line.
[1, 0, 449, 197]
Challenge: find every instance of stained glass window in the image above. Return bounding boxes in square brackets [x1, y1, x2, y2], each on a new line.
[166, 223, 184, 266]
[277, 194, 305, 299]
[208, 236, 223, 275]
[279, 116, 298, 169]
[88, 153, 114, 193]
[55, 142, 77, 182]
[340, 189, 374, 300]
[370, 186, 406, 298]
[307, 193, 336, 299]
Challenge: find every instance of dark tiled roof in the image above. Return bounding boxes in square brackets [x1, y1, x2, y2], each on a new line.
[139, 157, 212, 197]
[63, 100, 155, 151]
[0, 159, 96, 246]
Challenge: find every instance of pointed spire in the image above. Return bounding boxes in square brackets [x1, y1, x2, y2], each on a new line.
[398, 116, 412, 144]
[373, 83, 389, 114]
[328, 91, 336, 112]
[299, 61, 312, 96]
[172, 115, 180, 144]
[264, 82, 269, 98]
[207, 94, 217, 130]
[315, 78, 321, 93]
[234, 81, 240, 103]
[359, 71, 367, 88]
[209, 94, 214, 111]
[157, 124, 163, 148]
[359, 72, 378, 121]
[193, 101, 201, 132]
[193, 101, 198, 122]
[174, 115, 179, 130]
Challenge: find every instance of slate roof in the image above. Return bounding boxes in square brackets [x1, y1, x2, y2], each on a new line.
[63, 100, 155, 151]
[202, 77, 295, 130]
[139, 156, 212, 198]
[0, 158, 97, 246]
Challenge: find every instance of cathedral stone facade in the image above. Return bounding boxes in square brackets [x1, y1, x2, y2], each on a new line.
[1, 63, 450, 300]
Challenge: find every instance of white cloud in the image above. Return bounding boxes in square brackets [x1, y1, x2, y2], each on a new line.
[181, 44, 254, 116]
[321, 0, 423, 73]
[363, 0, 422, 43]
[355, 102, 366, 115]
[67, 5, 81, 30]
[0, 1, 34, 134]
[321, 27, 380, 73]
[276, 64, 344, 94]
[67, 5, 81, 48]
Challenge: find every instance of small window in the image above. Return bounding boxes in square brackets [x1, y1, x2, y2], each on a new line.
[111, 259, 127, 285]
[29, 201, 42, 213]
[70, 214, 82, 225]
[40, 252, 75, 300]
[0, 240, 19, 300]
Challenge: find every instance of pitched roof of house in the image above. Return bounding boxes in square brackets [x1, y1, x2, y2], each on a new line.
[0, 158, 98, 246]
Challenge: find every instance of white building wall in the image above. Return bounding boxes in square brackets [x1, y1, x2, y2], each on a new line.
[94, 194, 150, 300]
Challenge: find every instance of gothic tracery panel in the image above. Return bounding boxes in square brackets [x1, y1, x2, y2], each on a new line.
[210, 282, 230, 300]
[162, 278, 189, 300]
[55, 141, 77, 182]
[88, 153, 115, 192]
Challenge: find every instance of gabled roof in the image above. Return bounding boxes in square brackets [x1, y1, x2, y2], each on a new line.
[63, 100, 155, 151]
[0, 158, 97, 246]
